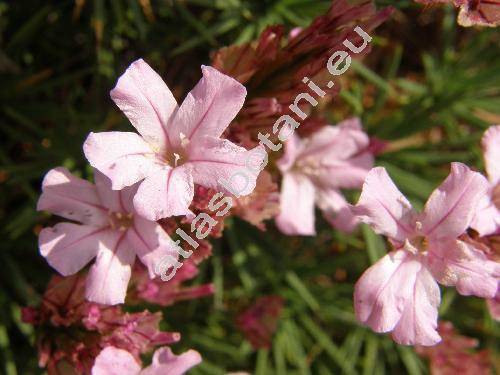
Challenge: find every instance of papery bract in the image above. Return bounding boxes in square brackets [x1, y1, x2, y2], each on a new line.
[84, 59, 265, 221]
[26, 274, 180, 375]
[415, 0, 500, 27]
[353, 163, 500, 345]
[276, 118, 373, 235]
[236, 296, 284, 349]
[416, 321, 491, 374]
[129, 262, 214, 307]
[37, 167, 180, 305]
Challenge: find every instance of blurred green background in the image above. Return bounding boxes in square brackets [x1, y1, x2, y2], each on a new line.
[0, 0, 499, 374]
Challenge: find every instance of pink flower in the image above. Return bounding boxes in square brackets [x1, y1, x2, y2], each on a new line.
[353, 163, 500, 345]
[275, 118, 373, 235]
[416, 321, 491, 375]
[37, 167, 179, 305]
[92, 346, 201, 375]
[83, 59, 265, 221]
[471, 125, 500, 236]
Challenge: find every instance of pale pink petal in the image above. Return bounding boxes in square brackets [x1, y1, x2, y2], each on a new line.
[337, 117, 363, 130]
[169, 65, 246, 148]
[392, 266, 441, 346]
[353, 167, 415, 242]
[354, 249, 423, 334]
[313, 152, 373, 190]
[110, 59, 177, 150]
[39, 223, 104, 276]
[316, 188, 358, 233]
[94, 170, 138, 214]
[92, 346, 141, 375]
[140, 347, 202, 375]
[187, 136, 266, 197]
[427, 240, 500, 299]
[421, 163, 489, 241]
[133, 166, 194, 221]
[470, 195, 500, 236]
[37, 167, 108, 226]
[482, 125, 500, 184]
[84, 132, 159, 190]
[85, 231, 136, 305]
[128, 216, 180, 278]
[298, 122, 370, 163]
[276, 133, 302, 173]
[275, 173, 316, 235]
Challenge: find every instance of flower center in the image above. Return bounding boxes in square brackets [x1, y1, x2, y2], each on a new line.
[108, 212, 133, 231]
[492, 183, 500, 210]
[295, 157, 321, 176]
[157, 133, 190, 168]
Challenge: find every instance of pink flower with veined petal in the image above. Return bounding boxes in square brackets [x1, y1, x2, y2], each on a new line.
[83, 59, 265, 221]
[275, 118, 373, 235]
[471, 125, 500, 236]
[37, 167, 179, 305]
[353, 163, 500, 346]
[92, 346, 201, 375]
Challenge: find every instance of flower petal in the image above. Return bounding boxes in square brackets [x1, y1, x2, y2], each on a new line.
[276, 133, 302, 173]
[94, 170, 138, 214]
[133, 166, 194, 221]
[187, 136, 266, 197]
[128, 216, 180, 278]
[140, 347, 202, 375]
[314, 152, 373, 190]
[110, 59, 177, 150]
[275, 173, 316, 235]
[421, 162, 488, 241]
[92, 346, 141, 375]
[39, 223, 104, 276]
[169, 65, 246, 148]
[85, 231, 135, 305]
[354, 250, 423, 334]
[353, 167, 415, 242]
[427, 240, 500, 299]
[316, 187, 358, 233]
[84, 131, 159, 190]
[470, 195, 500, 236]
[482, 125, 500, 184]
[392, 266, 441, 346]
[37, 167, 107, 226]
[298, 119, 370, 162]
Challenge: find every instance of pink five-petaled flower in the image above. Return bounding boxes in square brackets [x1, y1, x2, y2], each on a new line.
[92, 346, 201, 375]
[275, 118, 373, 235]
[471, 125, 500, 236]
[353, 163, 500, 346]
[84, 59, 265, 221]
[37, 167, 179, 305]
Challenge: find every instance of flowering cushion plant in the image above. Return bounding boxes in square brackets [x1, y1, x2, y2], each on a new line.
[11, 0, 500, 373]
